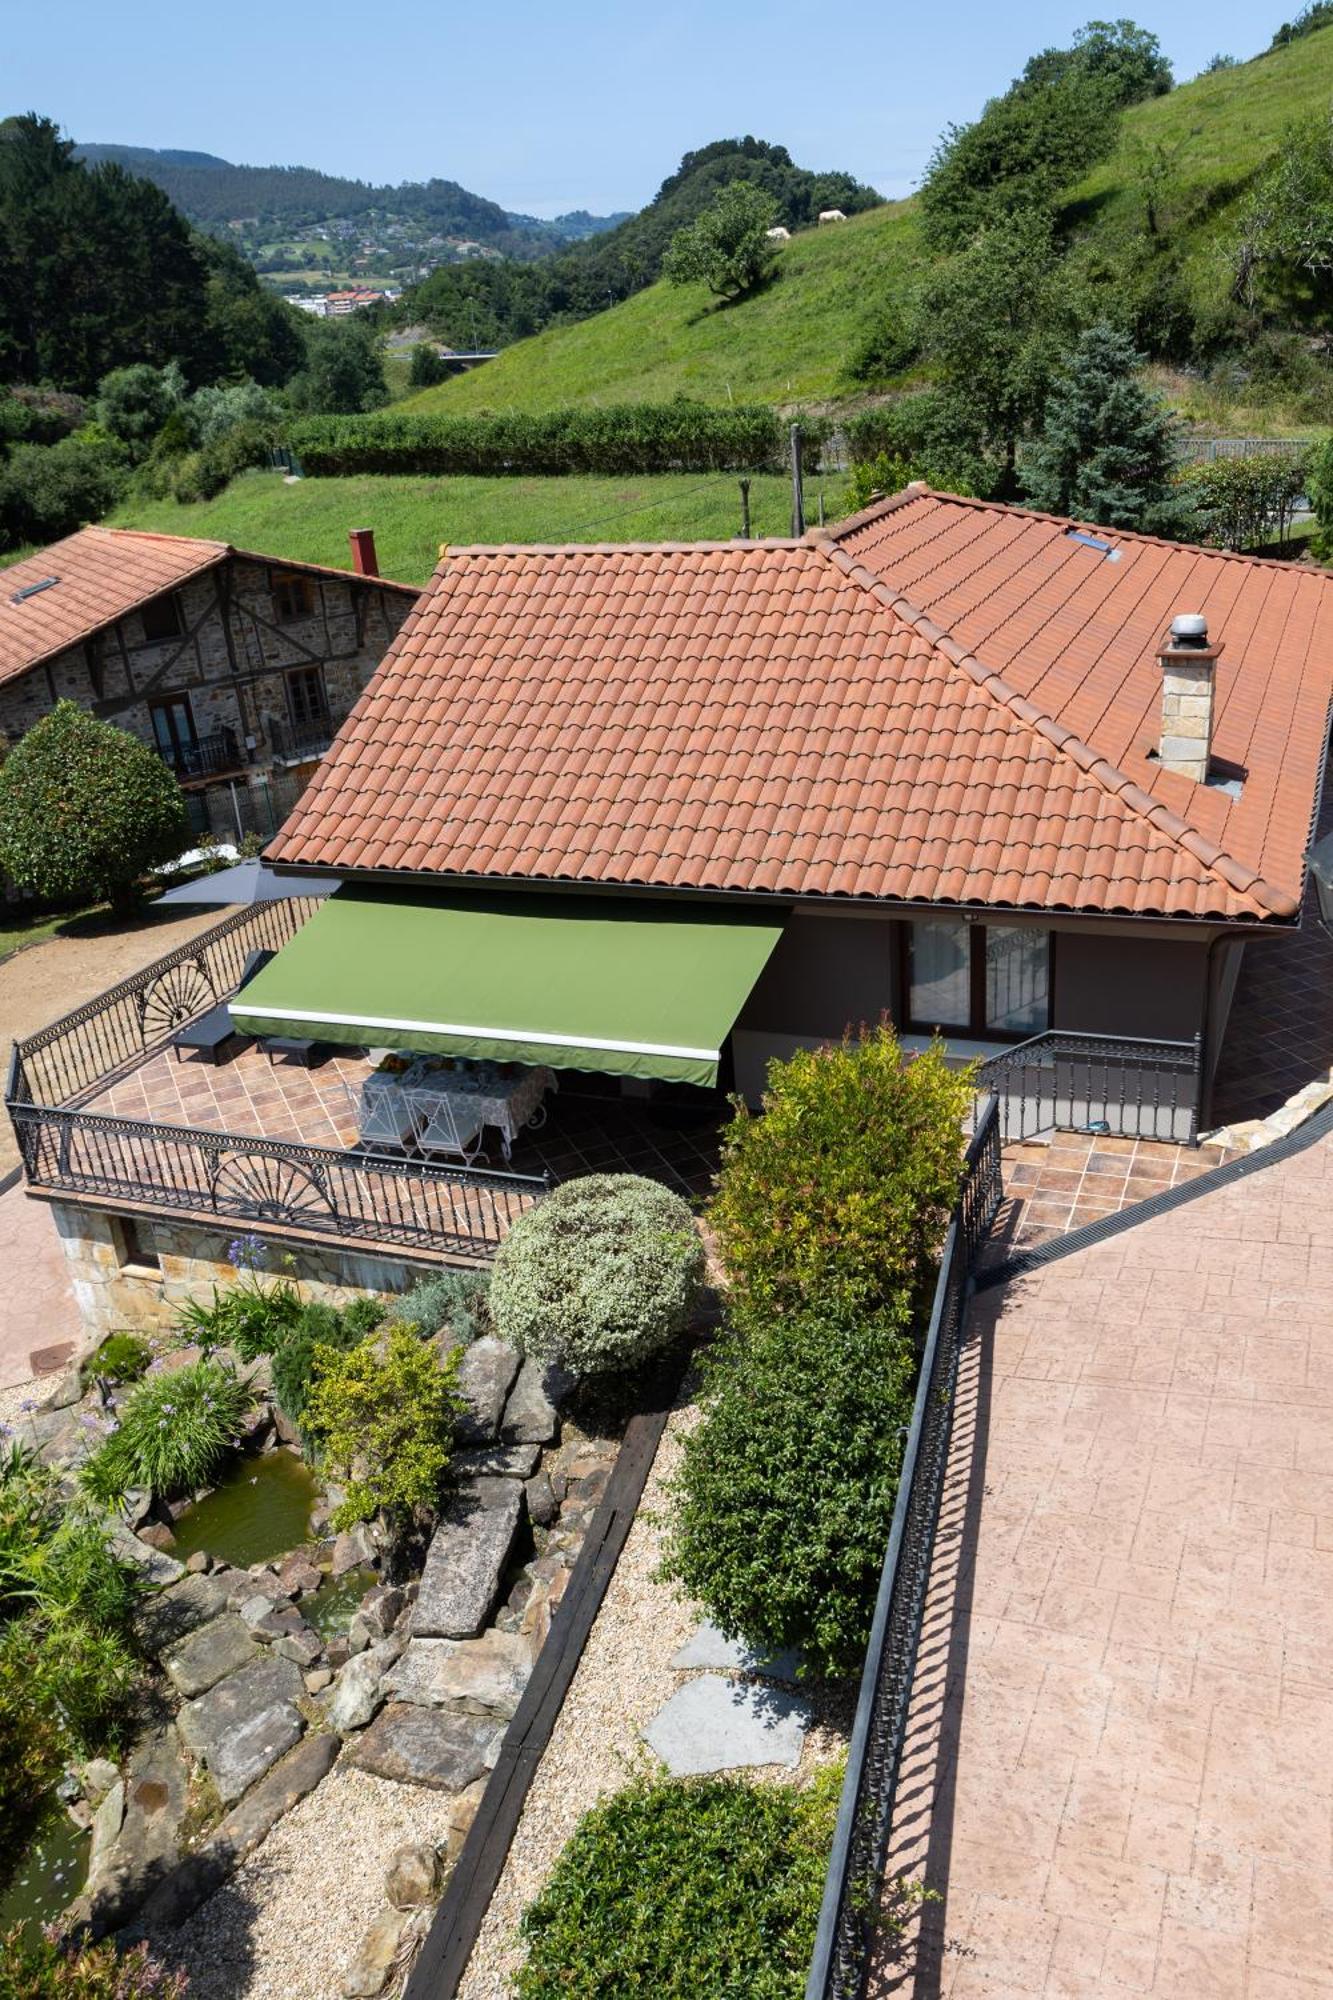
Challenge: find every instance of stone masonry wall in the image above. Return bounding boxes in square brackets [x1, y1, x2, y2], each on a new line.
[50, 1201, 442, 1347]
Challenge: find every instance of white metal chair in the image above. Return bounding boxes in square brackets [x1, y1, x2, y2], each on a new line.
[409, 1084, 487, 1166]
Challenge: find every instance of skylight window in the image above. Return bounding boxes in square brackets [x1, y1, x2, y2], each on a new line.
[1064, 529, 1121, 562]
[10, 575, 60, 603]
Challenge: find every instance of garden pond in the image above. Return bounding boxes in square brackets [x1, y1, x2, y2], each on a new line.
[169, 1446, 317, 1568]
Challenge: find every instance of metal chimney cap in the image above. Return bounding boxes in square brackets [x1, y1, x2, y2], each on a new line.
[1170, 613, 1208, 643]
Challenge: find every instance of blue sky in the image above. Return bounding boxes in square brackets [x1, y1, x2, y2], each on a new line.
[7, 0, 1298, 214]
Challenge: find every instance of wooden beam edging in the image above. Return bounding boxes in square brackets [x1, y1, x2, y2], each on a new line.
[401, 1352, 687, 2000]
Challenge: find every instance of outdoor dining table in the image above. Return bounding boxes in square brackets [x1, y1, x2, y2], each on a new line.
[406, 1061, 556, 1162]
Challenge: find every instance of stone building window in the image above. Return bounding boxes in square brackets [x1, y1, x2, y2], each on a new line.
[286, 665, 329, 732]
[271, 573, 316, 622]
[114, 1215, 161, 1276]
[141, 594, 184, 643]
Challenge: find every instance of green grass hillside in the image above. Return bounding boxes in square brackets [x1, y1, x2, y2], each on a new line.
[109, 469, 799, 584]
[402, 29, 1333, 418]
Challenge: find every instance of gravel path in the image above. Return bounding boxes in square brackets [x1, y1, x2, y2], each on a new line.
[158, 1764, 454, 2000]
[455, 1390, 851, 2000]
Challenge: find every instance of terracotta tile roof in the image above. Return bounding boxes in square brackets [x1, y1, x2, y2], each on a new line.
[0, 525, 417, 690]
[268, 512, 1333, 923]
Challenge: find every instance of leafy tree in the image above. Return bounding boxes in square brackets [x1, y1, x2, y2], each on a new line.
[408, 342, 449, 388]
[287, 316, 388, 414]
[1020, 19, 1173, 104]
[187, 376, 282, 446]
[921, 69, 1119, 250]
[663, 182, 781, 300]
[1023, 321, 1189, 530]
[0, 701, 188, 912]
[94, 362, 186, 460]
[0, 432, 126, 552]
[1235, 110, 1333, 332]
[1270, 2, 1333, 49]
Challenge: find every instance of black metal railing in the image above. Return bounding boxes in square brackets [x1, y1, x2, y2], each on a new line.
[805, 1095, 1003, 2000]
[157, 727, 243, 781]
[976, 1030, 1201, 1146]
[7, 1103, 545, 1260]
[268, 710, 347, 764]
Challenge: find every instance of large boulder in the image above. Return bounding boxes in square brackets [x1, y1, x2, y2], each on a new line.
[132, 1571, 230, 1657]
[500, 1357, 573, 1445]
[326, 1635, 406, 1734]
[161, 1614, 260, 1698]
[412, 1477, 522, 1640]
[85, 1725, 191, 1933]
[348, 1703, 502, 1791]
[177, 1655, 306, 1803]
[385, 1632, 532, 1719]
[454, 1338, 520, 1444]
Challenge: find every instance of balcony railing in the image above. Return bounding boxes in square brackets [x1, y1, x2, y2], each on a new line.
[976, 1029, 1202, 1146]
[157, 727, 243, 782]
[5, 901, 548, 1262]
[268, 710, 347, 764]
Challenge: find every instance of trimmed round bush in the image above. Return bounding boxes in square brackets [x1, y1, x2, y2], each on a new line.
[489, 1174, 704, 1376]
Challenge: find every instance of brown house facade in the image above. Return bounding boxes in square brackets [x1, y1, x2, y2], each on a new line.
[0, 527, 418, 840]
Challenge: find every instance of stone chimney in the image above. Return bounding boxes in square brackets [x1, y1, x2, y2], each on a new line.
[1157, 613, 1222, 783]
[348, 527, 378, 577]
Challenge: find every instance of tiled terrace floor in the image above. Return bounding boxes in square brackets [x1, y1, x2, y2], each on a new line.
[992, 1133, 1240, 1255]
[877, 1128, 1333, 1999]
[89, 1043, 724, 1201]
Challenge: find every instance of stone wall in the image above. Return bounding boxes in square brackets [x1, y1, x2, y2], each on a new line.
[50, 1201, 442, 1347]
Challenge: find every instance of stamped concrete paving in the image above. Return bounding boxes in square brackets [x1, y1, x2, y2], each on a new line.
[878, 1128, 1333, 1999]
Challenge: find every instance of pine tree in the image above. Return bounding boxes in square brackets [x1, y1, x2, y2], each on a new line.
[1023, 321, 1190, 532]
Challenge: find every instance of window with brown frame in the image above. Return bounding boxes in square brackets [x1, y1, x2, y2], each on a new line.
[141, 594, 184, 643]
[903, 919, 1052, 1040]
[271, 573, 316, 622]
[286, 665, 330, 731]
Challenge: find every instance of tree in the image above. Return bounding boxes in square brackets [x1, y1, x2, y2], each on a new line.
[662, 182, 781, 300]
[1021, 19, 1173, 105]
[286, 317, 388, 414]
[94, 362, 186, 460]
[1234, 109, 1333, 331]
[921, 70, 1119, 250]
[1023, 321, 1189, 530]
[0, 702, 189, 913]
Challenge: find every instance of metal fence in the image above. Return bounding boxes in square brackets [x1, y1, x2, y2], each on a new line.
[805, 1094, 1003, 2000]
[976, 1030, 1201, 1146]
[1174, 436, 1313, 465]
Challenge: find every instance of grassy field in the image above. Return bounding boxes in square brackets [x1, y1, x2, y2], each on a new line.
[110, 468, 804, 584]
[399, 31, 1333, 421]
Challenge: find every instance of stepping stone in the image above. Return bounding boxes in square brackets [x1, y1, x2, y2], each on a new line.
[132, 1571, 230, 1657]
[177, 1655, 306, 1803]
[500, 1357, 573, 1445]
[454, 1338, 521, 1444]
[386, 1632, 533, 1718]
[162, 1614, 260, 1697]
[348, 1702, 502, 1790]
[642, 1675, 811, 1776]
[412, 1477, 522, 1639]
[670, 1619, 802, 1685]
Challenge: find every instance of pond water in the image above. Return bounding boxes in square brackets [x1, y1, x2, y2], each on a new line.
[0, 1803, 90, 1946]
[170, 1447, 318, 1569]
[302, 1565, 377, 1642]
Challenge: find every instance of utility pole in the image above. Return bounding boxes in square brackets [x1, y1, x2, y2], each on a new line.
[738, 478, 752, 540]
[790, 424, 805, 536]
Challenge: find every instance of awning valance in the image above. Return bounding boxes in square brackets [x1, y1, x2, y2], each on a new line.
[230, 887, 785, 1088]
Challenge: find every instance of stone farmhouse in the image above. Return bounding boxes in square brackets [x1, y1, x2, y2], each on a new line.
[0, 526, 418, 840]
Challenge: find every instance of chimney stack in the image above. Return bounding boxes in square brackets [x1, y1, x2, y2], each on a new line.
[348, 527, 378, 578]
[1157, 613, 1222, 784]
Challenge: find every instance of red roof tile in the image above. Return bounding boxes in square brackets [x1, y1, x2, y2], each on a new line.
[269, 510, 1333, 923]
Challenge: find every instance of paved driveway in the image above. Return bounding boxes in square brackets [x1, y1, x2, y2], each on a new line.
[880, 1127, 1333, 1998]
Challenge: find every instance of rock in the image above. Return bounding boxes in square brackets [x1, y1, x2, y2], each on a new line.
[136, 1521, 179, 1554]
[326, 1635, 406, 1734]
[332, 1525, 376, 1576]
[132, 1571, 230, 1656]
[412, 1477, 523, 1640]
[385, 1841, 441, 1910]
[342, 1905, 411, 1998]
[451, 1442, 541, 1481]
[86, 1725, 190, 1932]
[185, 1550, 212, 1574]
[162, 1614, 260, 1698]
[386, 1632, 532, 1719]
[238, 1591, 284, 1628]
[177, 1655, 306, 1803]
[349, 1703, 502, 1791]
[88, 1779, 124, 1872]
[274, 1626, 324, 1668]
[642, 1675, 811, 1777]
[349, 1585, 405, 1648]
[523, 1472, 557, 1528]
[42, 1362, 85, 1411]
[79, 1757, 121, 1806]
[500, 1357, 573, 1445]
[327, 1637, 352, 1671]
[107, 1518, 184, 1588]
[278, 1554, 323, 1595]
[444, 1777, 487, 1862]
[305, 1667, 334, 1693]
[670, 1619, 802, 1683]
[454, 1337, 521, 1444]
[250, 1605, 307, 1643]
[566, 1461, 611, 1511]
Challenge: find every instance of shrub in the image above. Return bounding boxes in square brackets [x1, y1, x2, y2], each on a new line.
[0, 435, 127, 554]
[661, 1307, 918, 1676]
[85, 1333, 152, 1386]
[79, 1359, 251, 1505]
[516, 1767, 842, 1999]
[269, 1298, 380, 1435]
[397, 1270, 491, 1345]
[175, 1275, 303, 1362]
[489, 1175, 705, 1376]
[709, 1025, 971, 1319]
[303, 1326, 462, 1530]
[0, 702, 189, 915]
[1188, 449, 1311, 553]
[0, 1930, 186, 1998]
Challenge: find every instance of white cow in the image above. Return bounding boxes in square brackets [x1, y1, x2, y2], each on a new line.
[766, 226, 791, 241]
[818, 208, 847, 224]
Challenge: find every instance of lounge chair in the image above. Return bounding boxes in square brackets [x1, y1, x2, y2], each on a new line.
[171, 949, 275, 1064]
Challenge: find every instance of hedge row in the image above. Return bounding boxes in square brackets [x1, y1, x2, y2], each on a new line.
[286, 402, 813, 478]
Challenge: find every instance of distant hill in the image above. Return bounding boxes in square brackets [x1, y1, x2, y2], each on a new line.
[73, 144, 629, 267]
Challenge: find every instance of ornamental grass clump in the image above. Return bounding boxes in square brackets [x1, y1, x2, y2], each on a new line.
[489, 1173, 704, 1376]
[516, 1766, 841, 2000]
[79, 1358, 251, 1506]
[661, 1306, 919, 1677]
[302, 1325, 462, 1531]
[709, 1023, 972, 1317]
[174, 1235, 303, 1359]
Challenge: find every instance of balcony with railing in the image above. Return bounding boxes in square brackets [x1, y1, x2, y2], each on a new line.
[156, 727, 245, 784]
[267, 710, 348, 766]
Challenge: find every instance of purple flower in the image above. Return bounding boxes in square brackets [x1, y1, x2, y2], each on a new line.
[19, 1398, 35, 1413]
[161, 1403, 175, 1414]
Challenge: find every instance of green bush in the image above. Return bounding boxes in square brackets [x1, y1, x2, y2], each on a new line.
[0, 434, 127, 553]
[269, 1298, 380, 1435]
[303, 1326, 462, 1530]
[662, 1308, 918, 1676]
[397, 1270, 491, 1345]
[710, 1025, 971, 1319]
[0, 1930, 186, 1998]
[516, 1768, 842, 1999]
[490, 1175, 705, 1377]
[175, 1274, 303, 1361]
[79, 1359, 251, 1505]
[85, 1333, 153, 1386]
[0, 702, 189, 915]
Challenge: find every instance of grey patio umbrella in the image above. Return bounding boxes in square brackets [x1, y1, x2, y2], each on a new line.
[155, 859, 342, 906]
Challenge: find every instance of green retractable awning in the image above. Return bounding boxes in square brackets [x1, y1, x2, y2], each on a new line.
[231, 887, 785, 1088]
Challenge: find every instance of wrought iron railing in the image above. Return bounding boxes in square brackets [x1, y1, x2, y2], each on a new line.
[805, 1095, 1003, 2000]
[157, 727, 244, 781]
[5, 900, 549, 1260]
[976, 1029, 1201, 1146]
[268, 710, 347, 764]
